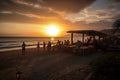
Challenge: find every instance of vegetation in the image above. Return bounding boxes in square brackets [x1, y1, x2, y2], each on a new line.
[90, 52, 120, 80]
[112, 19, 120, 34]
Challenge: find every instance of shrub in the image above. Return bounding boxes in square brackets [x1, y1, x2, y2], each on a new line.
[90, 52, 120, 80]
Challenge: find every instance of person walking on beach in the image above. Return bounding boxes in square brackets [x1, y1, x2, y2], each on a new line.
[22, 42, 26, 55]
[43, 42, 46, 51]
[37, 42, 40, 48]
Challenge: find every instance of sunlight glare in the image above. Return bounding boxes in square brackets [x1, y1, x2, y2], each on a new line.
[46, 25, 60, 37]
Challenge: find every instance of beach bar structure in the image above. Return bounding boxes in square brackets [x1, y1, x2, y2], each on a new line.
[67, 30, 107, 45]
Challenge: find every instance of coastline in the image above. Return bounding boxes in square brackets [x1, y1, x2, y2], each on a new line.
[0, 46, 36, 52]
[0, 37, 68, 52]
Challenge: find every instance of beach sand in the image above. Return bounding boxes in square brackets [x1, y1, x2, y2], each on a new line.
[0, 48, 102, 80]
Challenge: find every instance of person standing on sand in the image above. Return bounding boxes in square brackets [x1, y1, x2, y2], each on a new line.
[64, 40, 67, 46]
[66, 40, 70, 46]
[76, 40, 82, 48]
[43, 42, 46, 51]
[37, 42, 40, 48]
[22, 42, 26, 54]
[47, 41, 51, 52]
[56, 40, 61, 46]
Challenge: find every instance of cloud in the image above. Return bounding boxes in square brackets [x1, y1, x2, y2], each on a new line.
[40, 0, 96, 13]
[0, 11, 74, 28]
[74, 20, 112, 30]
[110, 0, 120, 2]
[0, 0, 58, 17]
[65, 6, 120, 24]
[0, 12, 45, 24]
[0, 0, 119, 31]
[19, 0, 96, 13]
[0, 0, 81, 25]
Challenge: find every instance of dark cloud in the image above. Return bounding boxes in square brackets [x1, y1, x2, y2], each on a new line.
[0, 0, 96, 25]
[110, 0, 120, 2]
[20, 0, 96, 13]
[0, 12, 74, 27]
[40, 0, 96, 13]
[0, 0, 58, 17]
[74, 20, 112, 30]
[0, 12, 46, 24]
[97, 12, 108, 17]
[18, 0, 43, 4]
[0, 0, 117, 31]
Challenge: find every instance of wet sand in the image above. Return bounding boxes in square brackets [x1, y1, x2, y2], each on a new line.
[0, 48, 102, 80]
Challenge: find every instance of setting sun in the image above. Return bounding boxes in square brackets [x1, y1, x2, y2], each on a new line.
[45, 25, 60, 37]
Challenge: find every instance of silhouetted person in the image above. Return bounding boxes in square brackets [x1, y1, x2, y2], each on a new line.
[22, 42, 26, 55]
[66, 40, 70, 46]
[37, 42, 40, 48]
[76, 40, 82, 48]
[64, 40, 67, 46]
[43, 42, 46, 51]
[56, 40, 61, 46]
[47, 41, 51, 51]
[61, 41, 64, 45]
[87, 36, 92, 44]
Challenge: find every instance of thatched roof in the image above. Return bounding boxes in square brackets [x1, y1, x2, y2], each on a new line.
[67, 30, 107, 37]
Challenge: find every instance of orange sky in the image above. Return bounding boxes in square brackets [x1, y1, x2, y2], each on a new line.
[0, 0, 119, 37]
[0, 23, 68, 37]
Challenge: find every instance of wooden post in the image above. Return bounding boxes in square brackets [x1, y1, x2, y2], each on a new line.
[82, 33, 85, 56]
[103, 36, 105, 40]
[99, 35, 100, 41]
[93, 35, 95, 41]
[71, 33, 73, 45]
[82, 33, 84, 44]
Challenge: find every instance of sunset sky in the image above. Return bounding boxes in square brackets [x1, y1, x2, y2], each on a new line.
[0, 0, 120, 37]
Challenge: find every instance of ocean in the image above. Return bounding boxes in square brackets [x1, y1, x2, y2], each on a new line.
[0, 37, 70, 52]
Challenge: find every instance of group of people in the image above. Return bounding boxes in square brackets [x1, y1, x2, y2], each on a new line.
[36, 41, 52, 51]
[22, 37, 104, 54]
[56, 40, 70, 46]
[21, 40, 71, 54]
[64, 40, 70, 46]
[21, 41, 53, 54]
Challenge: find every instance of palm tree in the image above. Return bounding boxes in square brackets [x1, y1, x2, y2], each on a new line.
[112, 19, 120, 34]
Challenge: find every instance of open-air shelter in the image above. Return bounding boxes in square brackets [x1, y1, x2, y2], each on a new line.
[67, 30, 107, 45]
